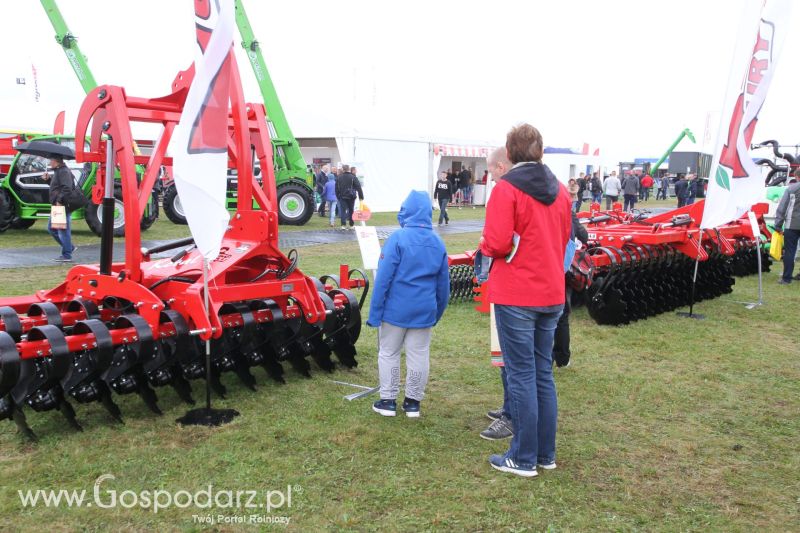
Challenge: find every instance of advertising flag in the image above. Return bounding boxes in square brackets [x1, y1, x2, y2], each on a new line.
[171, 0, 235, 260]
[701, 0, 792, 229]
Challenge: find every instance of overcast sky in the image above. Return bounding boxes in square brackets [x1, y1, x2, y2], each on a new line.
[1, 0, 798, 164]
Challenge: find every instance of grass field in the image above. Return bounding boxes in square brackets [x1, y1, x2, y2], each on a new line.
[0, 205, 797, 532]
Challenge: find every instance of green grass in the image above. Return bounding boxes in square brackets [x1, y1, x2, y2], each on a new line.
[0, 228, 797, 531]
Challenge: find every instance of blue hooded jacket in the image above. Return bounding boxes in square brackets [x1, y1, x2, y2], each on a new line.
[367, 190, 450, 328]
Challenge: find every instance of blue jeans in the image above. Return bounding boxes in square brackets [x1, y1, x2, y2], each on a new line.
[327, 200, 338, 225]
[624, 194, 637, 212]
[494, 304, 562, 467]
[781, 228, 800, 282]
[500, 366, 509, 417]
[438, 198, 449, 224]
[592, 192, 602, 204]
[48, 213, 73, 259]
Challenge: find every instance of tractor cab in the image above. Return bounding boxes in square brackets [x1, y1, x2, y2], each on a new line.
[6, 136, 93, 207]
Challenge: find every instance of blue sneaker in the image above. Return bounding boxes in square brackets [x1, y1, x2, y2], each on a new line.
[372, 399, 396, 417]
[401, 398, 420, 418]
[489, 454, 538, 478]
[537, 461, 557, 471]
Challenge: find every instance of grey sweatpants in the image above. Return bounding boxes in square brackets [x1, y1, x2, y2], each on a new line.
[378, 323, 432, 401]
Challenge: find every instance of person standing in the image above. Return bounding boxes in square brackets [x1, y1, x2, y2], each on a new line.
[774, 173, 800, 284]
[433, 171, 454, 225]
[575, 172, 587, 212]
[323, 174, 338, 227]
[640, 174, 654, 202]
[335, 164, 363, 229]
[479, 147, 514, 442]
[480, 124, 572, 477]
[315, 165, 329, 217]
[567, 178, 580, 212]
[552, 211, 589, 367]
[603, 171, 622, 210]
[45, 155, 75, 262]
[367, 190, 450, 417]
[621, 172, 640, 212]
[658, 175, 670, 200]
[446, 169, 456, 192]
[685, 174, 698, 205]
[590, 172, 603, 204]
[466, 167, 475, 206]
[674, 174, 689, 207]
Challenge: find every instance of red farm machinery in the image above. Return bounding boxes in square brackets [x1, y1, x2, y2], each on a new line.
[448, 201, 771, 324]
[0, 63, 366, 440]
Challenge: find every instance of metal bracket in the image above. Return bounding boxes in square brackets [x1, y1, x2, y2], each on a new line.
[329, 380, 379, 401]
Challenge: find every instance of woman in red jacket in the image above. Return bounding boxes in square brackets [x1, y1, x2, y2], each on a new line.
[480, 124, 572, 477]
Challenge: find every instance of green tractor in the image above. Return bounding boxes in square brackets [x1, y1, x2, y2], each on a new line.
[37, 0, 316, 227]
[0, 134, 158, 235]
[161, 165, 314, 226]
[161, 0, 317, 226]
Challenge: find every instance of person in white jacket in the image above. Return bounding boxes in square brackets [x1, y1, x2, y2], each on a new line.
[603, 171, 622, 210]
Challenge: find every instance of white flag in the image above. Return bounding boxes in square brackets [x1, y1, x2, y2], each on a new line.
[701, 0, 792, 229]
[171, 0, 235, 260]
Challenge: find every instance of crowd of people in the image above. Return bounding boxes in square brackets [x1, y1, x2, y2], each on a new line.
[444, 167, 476, 207]
[565, 171, 702, 213]
[313, 164, 364, 229]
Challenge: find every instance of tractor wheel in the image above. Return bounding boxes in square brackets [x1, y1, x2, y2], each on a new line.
[85, 190, 126, 237]
[9, 217, 35, 230]
[277, 182, 314, 226]
[140, 190, 160, 231]
[162, 184, 187, 225]
[0, 189, 15, 233]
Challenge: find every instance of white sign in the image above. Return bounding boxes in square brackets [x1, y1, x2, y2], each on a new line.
[355, 226, 382, 271]
[747, 211, 761, 241]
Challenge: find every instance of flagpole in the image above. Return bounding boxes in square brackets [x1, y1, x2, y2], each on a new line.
[755, 239, 764, 305]
[203, 258, 212, 411]
[177, 258, 239, 426]
[677, 230, 706, 320]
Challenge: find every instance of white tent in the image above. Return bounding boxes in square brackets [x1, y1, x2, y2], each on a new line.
[298, 134, 614, 212]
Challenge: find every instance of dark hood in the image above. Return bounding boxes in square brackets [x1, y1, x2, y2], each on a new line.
[502, 162, 560, 205]
[397, 190, 432, 229]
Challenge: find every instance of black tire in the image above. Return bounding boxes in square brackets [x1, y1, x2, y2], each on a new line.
[140, 190, 159, 231]
[9, 217, 36, 230]
[162, 184, 187, 225]
[85, 190, 126, 237]
[0, 189, 14, 233]
[277, 182, 314, 226]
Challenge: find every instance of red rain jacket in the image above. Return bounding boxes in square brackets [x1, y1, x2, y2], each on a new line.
[480, 163, 572, 307]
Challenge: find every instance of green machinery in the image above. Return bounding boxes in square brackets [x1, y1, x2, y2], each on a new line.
[161, 0, 316, 226]
[649, 128, 696, 176]
[1, 0, 316, 233]
[0, 0, 158, 235]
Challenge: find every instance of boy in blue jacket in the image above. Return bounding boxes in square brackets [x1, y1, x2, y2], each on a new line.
[367, 190, 450, 417]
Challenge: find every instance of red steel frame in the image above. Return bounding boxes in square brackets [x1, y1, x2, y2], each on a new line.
[447, 199, 771, 313]
[0, 54, 364, 351]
